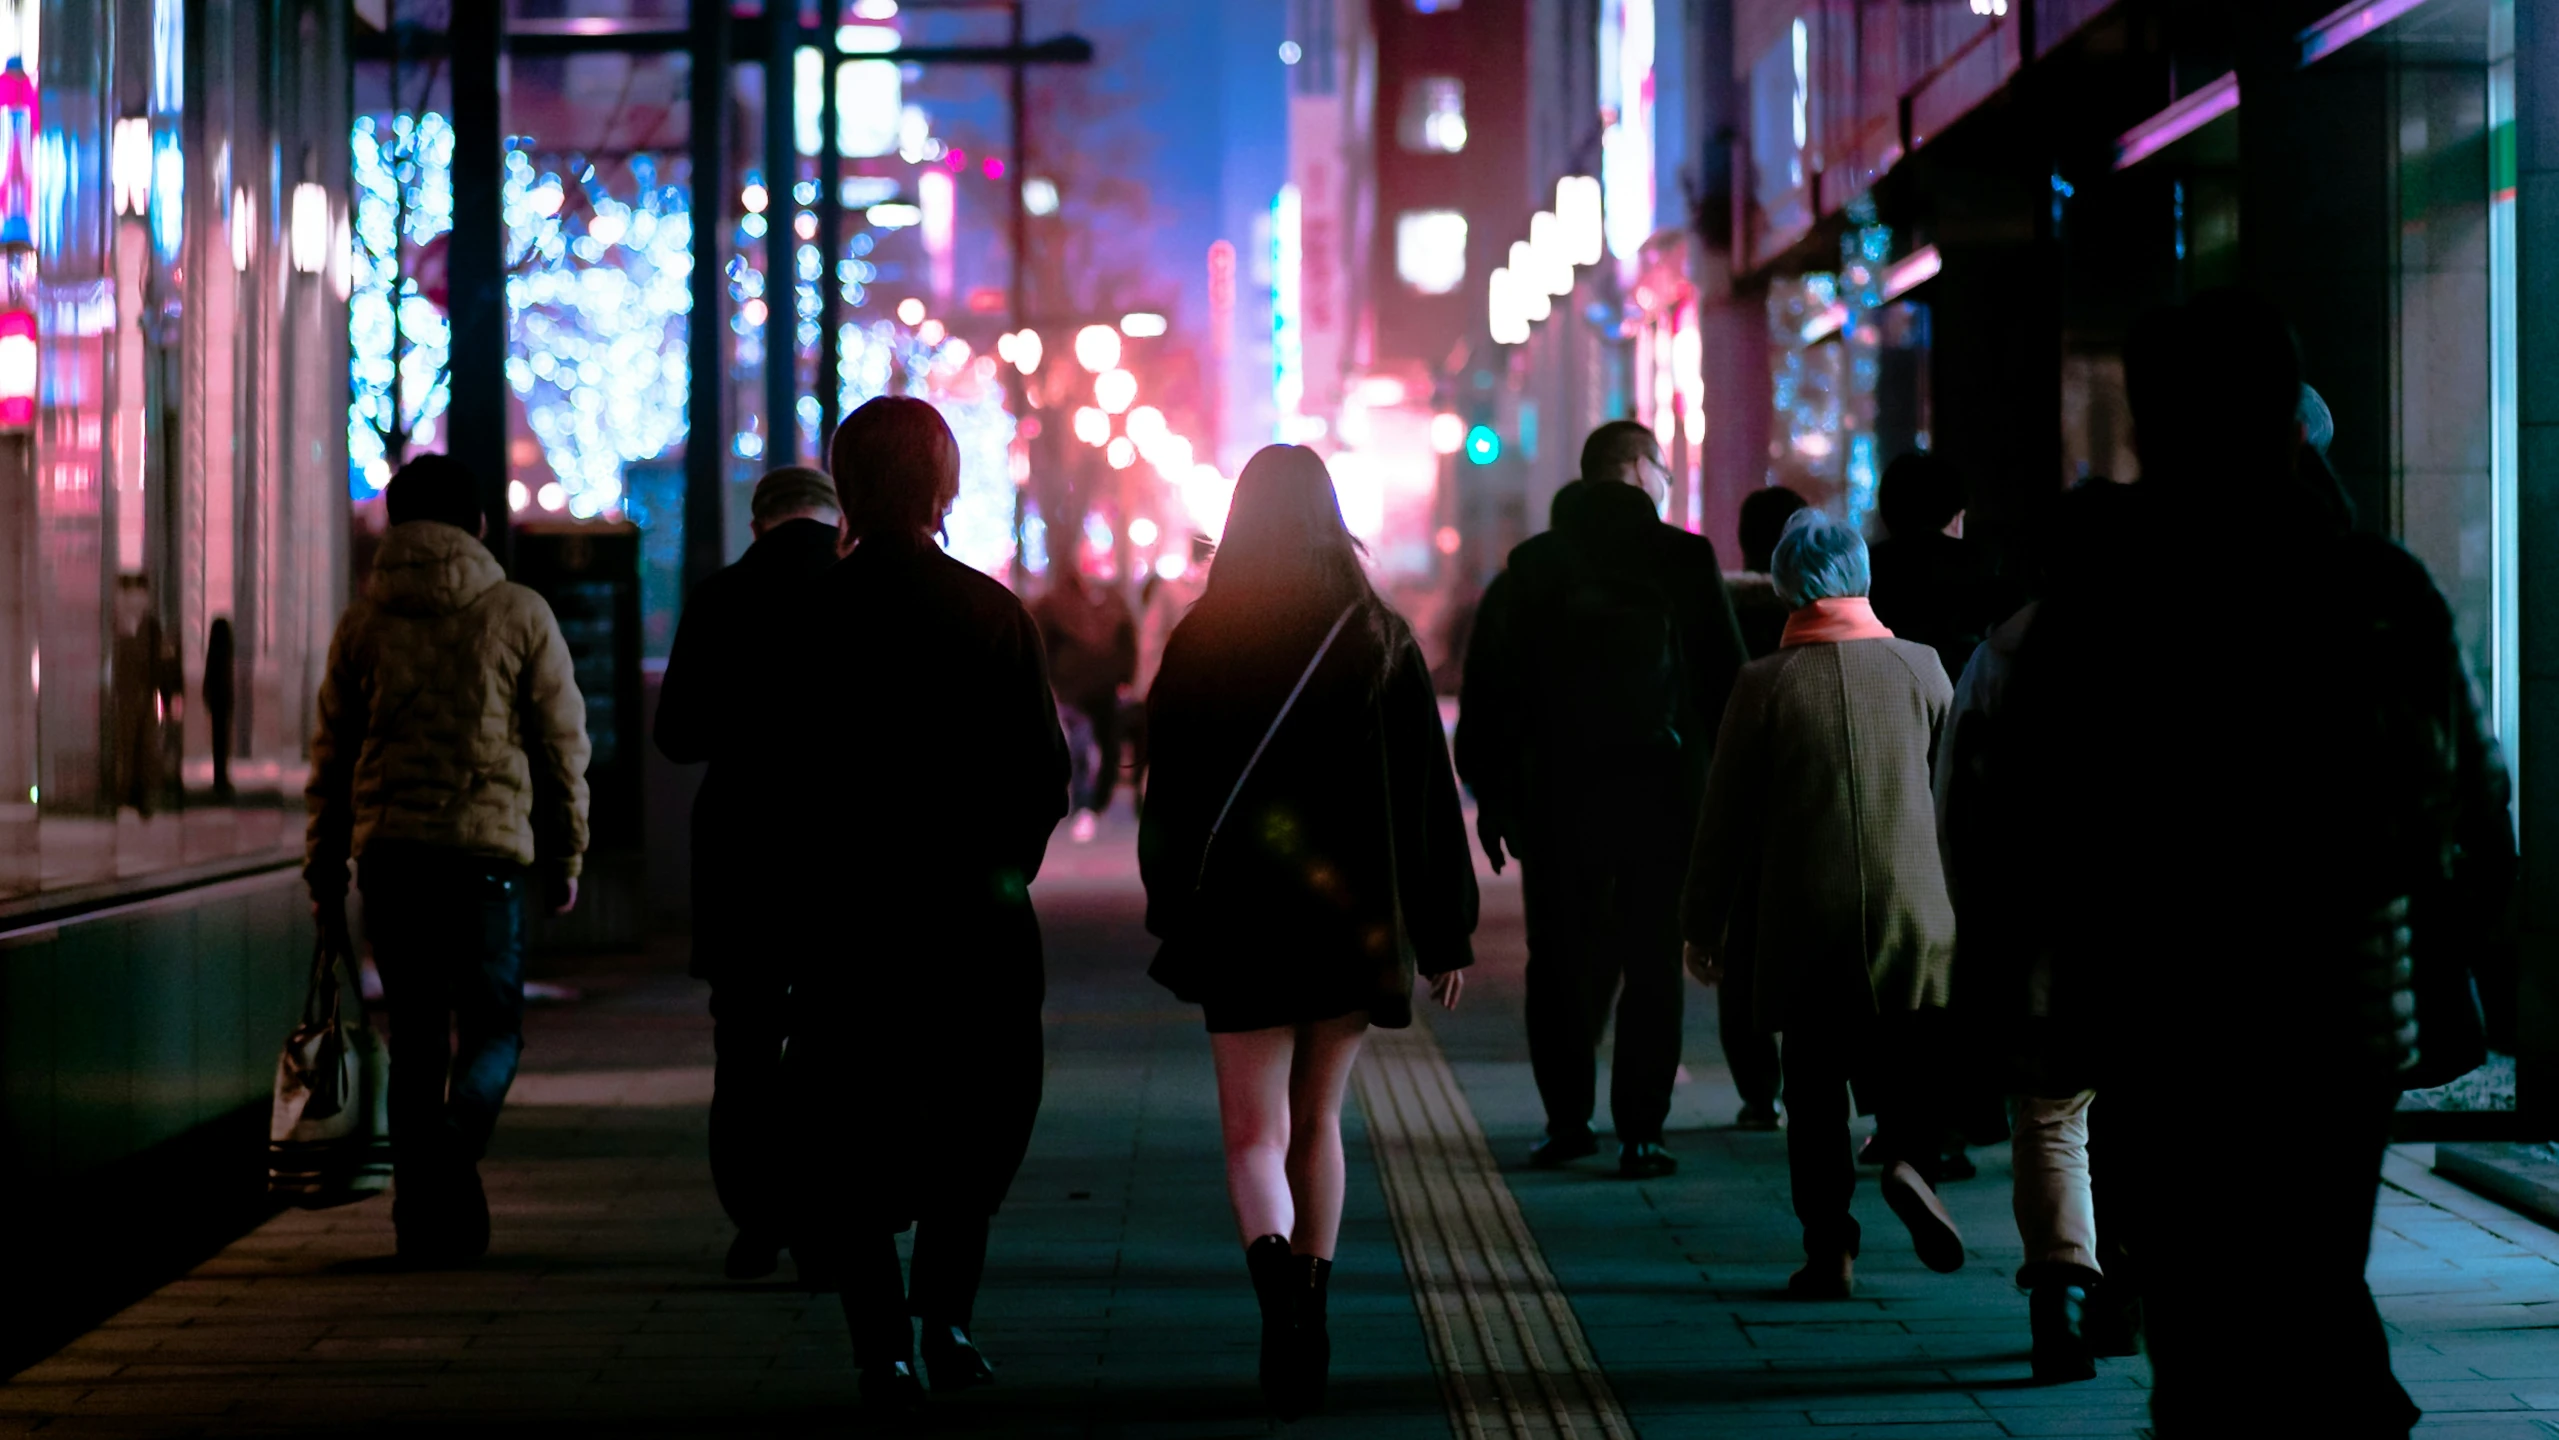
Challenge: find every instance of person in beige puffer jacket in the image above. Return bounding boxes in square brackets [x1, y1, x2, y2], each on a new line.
[306, 454, 590, 1264]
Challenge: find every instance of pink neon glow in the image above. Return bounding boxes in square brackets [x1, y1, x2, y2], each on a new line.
[1879, 246, 1942, 302]
[982, 156, 1003, 179]
[2298, 0, 2435, 66]
[2115, 72, 2240, 171]
[0, 60, 34, 249]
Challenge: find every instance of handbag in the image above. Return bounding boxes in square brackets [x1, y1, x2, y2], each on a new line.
[1193, 603, 1358, 892]
[267, 935, 393, 1206]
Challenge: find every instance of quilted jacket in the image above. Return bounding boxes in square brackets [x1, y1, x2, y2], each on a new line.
[306, 521, 591, 893]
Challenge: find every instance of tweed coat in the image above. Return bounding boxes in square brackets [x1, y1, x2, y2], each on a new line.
[307, 521, 591, 895]
[1681, 635, 1955, 1033]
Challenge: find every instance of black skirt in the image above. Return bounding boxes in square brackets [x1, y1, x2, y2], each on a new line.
[1202, 992, 1370, 1034]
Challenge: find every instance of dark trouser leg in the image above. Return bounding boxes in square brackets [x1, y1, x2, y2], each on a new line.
[1866, 1011, 1948, 1184]
[838, 1230, 913, 1370]
[707, 974, 791, 1237]
[1521, 860, 1614, 1138]
[1718, 956, 1782, 1109]
[1780, 1027, 1861, 1260]
[445, 865, 529, 1163]
[1085, 699, 1121, 810]
[1606, 846, 1684, 1143]
[2123, 1081, 2413, 1438]
[371, 874, 460, 1225]
[909, 1214, 993, 1329]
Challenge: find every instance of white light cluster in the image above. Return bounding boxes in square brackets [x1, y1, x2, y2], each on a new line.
[500, 146, 695, 519]
[1487, 175, 1600, 347]
[348, 111, 457, 495]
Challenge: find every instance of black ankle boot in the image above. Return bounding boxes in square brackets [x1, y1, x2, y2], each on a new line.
[920, 1323, 996, 1390]
[1244, 1235, 1295, 1410]
[1291, 1253, 1334, 1417]
[2029, 1283, 2097, 1383]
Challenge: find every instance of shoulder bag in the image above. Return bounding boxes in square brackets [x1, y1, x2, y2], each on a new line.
[267, 935, 393, 1207]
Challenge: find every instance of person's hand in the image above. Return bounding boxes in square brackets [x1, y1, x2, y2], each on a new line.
[1475, 810, 1507, 874]
[1683, 942, 1724, 986]
[1428, 970, 1465, 1011]
[544, 871, 580, 916]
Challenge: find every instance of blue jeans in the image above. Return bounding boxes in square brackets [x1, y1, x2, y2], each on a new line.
[362, 844, 531, 1216]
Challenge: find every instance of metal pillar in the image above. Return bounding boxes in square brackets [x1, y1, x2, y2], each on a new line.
[448, 1, 508, 566]
[686, 8, 733, 594]
[764, 5, 798, 472]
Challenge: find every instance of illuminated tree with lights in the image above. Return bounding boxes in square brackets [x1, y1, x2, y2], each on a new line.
[348, 112, 455, 497]
[501, 146, 695, 519]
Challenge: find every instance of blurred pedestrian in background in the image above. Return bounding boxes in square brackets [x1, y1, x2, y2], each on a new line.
[1141, 444, 1476, 1420]
[306, 453, 590, 1266]
[654, 464, 843, 1282]
[789, 397, 1070, 1415]
[1682, 507, 1961, 1300]
[1457, 420, 1749, 1173]
[1033, 558, 1138, 841]
[1978, 292, 2514, 1435]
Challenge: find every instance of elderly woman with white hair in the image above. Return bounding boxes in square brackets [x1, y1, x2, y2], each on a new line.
[1681, 507, 1962, 1299]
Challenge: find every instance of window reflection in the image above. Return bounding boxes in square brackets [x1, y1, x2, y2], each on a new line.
[2, 0, 349, 903]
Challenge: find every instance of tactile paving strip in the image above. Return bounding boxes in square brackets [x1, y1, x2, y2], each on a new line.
[1355, 1020, 1634, 1440]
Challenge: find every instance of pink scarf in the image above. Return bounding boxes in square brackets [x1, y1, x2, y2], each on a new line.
[1780, 596, 1894, 648]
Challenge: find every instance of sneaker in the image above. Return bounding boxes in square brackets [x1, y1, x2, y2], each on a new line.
[1527, 1129, 1599, 1168]
[1618, 1140, 1678, 1178]
[1734, 1101, 1781, 1131]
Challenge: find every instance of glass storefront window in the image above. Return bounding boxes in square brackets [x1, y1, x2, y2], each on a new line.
[0, 0, 348, 904]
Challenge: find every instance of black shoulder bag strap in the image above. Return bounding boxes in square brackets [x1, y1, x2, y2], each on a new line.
[1193, 603, 1358, 892]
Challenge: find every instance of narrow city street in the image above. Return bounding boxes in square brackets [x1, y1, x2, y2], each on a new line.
[5, 819, 2559, 1437]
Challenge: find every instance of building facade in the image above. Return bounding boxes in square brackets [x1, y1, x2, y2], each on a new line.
[2, 0, 351, 1208]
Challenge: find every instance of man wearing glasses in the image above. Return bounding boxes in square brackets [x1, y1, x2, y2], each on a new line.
[1457, 421, 1750, 1177]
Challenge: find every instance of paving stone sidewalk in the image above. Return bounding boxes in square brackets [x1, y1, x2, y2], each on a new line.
[1437, 859, 2559, 1439]
[0, 827, 1443, 1438]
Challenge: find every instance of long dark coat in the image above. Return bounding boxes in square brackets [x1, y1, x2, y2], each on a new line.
[1140, 601, 1476, 1028]
[787, 531, 1070, 1226]
[653, 517, 842, 980]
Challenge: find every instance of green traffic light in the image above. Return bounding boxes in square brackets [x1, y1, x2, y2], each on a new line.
[1464, 425, 1500, 465]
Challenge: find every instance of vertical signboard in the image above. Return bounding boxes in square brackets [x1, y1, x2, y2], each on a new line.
[1287, 0, 1349, 431]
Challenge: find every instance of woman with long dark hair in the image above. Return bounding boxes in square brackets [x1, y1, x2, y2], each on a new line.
[1139, 444, 1478, 1418]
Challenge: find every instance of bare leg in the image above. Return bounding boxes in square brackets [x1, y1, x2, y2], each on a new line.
[1283, 1012, 1370, 1260]
[1212, 1027, 1300, 1246]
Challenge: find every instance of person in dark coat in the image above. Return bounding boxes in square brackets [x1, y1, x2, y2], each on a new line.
[1866, 451, 2006, 684]
[788, 397, 1071, 1415]
[1141, 444, 1476, 1420]
[1716, 483, 1809, 1130]
[1981, 292, 2515, 1436]
[1726, 484, 1810, 662]
[652, 465, 844, 1282]
[1456, 420, 1750, 1174]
